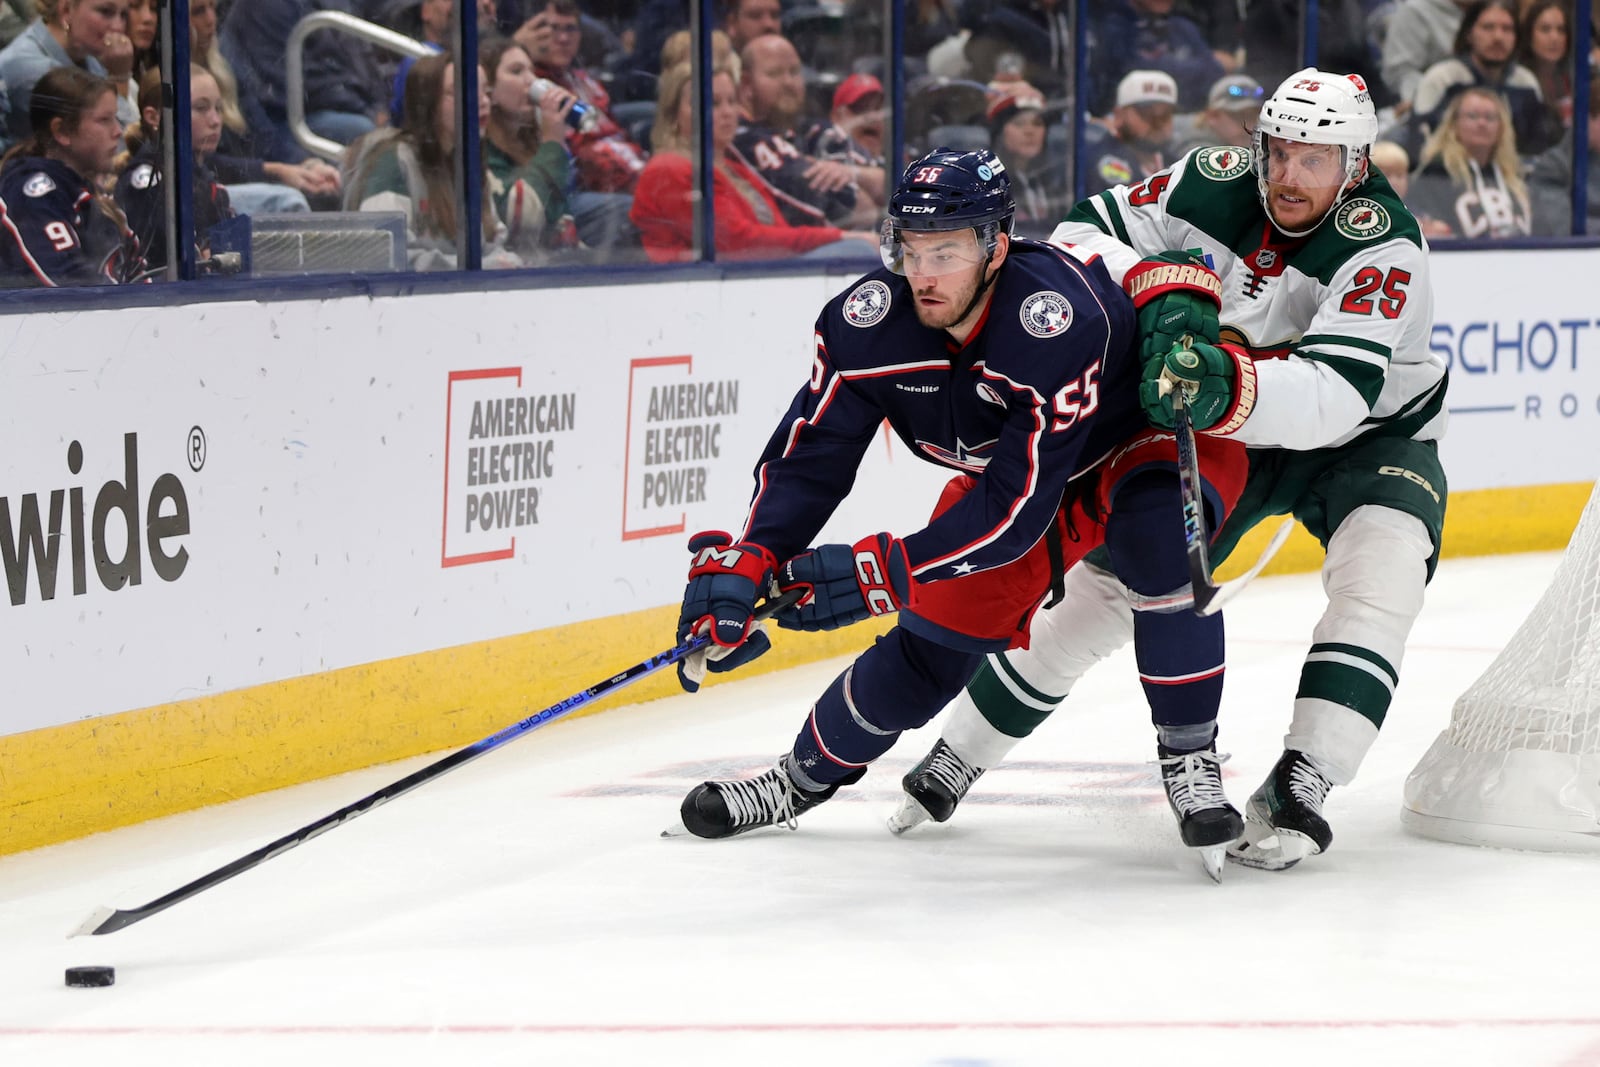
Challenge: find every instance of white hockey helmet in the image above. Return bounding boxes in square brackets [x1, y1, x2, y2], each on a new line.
[1253, 68, 1379, 234]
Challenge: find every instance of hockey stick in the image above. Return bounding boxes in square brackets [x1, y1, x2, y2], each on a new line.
[1127, 345, 1294, 617]
[72, 590, 803, 938]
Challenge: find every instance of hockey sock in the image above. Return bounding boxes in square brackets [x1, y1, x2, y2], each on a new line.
[790, 627, 981, 789]
[1105, 471, 1227, 730]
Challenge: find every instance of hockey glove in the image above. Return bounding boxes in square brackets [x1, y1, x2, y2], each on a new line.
[1139, 339, 1258, 434]
[1122, 250, 1223, 363]
[676, 531, 778, 693]
[775, 532, 912, 632]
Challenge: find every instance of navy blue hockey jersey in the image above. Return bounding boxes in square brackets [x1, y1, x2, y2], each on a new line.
[0, 156, 143, 287]
[740, 238, 1145, 584]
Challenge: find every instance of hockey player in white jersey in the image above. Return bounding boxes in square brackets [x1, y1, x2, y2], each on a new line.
[892, 69, 1449, 873]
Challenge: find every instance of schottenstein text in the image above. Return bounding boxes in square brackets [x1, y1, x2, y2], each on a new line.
[639, 380, 738, 510]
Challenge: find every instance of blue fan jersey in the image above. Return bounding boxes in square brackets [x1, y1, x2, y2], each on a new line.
[740, 238, 1145, 583]
[0, 157, 142, 287]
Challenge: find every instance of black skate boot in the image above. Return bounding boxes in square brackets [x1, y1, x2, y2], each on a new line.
[1156, 741, 1244, 882]
[1227, 749, 1334, 871]
[672, 757, 861, 839]
[887, 739, 985, 835]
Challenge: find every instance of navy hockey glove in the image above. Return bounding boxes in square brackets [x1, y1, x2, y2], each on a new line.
[1139, 339, 1257, 434]
[676, 531, 778, 692]
[1122, 250, 1222, 363]
[775, 532, 912, 632]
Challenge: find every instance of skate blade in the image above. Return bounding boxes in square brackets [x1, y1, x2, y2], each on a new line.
[886, 794, 933, 836]
[1198, 846, 1228, 883]
[660, 817, 692, 838]
[1226, 829, 1317, 871]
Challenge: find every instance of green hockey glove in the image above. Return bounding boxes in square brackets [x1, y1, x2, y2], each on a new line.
[1123, 250, 1223, 363]
[1139, 339, 1257, 434]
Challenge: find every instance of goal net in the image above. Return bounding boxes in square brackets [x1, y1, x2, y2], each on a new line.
[1402, 481, 1600, 852]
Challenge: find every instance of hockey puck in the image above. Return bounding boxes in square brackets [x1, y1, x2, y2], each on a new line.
[65, 966, 115, 988]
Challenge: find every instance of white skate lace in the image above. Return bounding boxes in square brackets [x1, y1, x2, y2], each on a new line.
[1286, 758, 1331, 811]
[1157, 749, 1231, 815]
[923, 743, 982, 799]
[718, 766, 801, 831]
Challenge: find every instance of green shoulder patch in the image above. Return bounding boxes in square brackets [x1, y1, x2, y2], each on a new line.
[1334, 197, 1392, 241]
[1193, 145, 1252, 181]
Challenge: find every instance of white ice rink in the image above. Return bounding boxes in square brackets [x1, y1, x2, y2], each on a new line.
[6, 551, 1600, 1067]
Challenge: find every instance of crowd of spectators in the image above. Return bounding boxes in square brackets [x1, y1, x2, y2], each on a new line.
[0, 0, 1597, 287]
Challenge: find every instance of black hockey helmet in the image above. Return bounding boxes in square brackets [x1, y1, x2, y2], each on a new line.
[882, 147, 1015, 274]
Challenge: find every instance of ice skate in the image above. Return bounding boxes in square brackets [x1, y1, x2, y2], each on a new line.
[1226, 749, 1334, 870]
[663, 757, 857, 839]
[887, 739, 985, 835]
[1156, 742, 1244, 883]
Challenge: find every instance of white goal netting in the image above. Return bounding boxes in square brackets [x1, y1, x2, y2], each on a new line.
[1402, 481, 1600, 852]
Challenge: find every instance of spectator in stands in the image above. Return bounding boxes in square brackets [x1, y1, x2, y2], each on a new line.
[961, 0, 1072, 98]
[115, 66, 235, 274]
[1081, 69, 1178, 196]
[1528, 79, 1600, 235]
[984, 85, 1062, 236]
[1381, 0, 1468, 108]
[190, 0, 335, 215]
[1089, 0, 1223, 114]
[1370, 137, 1412, 197]
[218, 0, 388, 159]
[609, 0, 687, 102]
[723, 0, 779, 53]
[800, 72, 886, 198]
[478, 36, 578, 257]
[0, 66, 141, 285]
[1409, 84, 1532, 237]
[1517, 0, 1571, 127]
[0, 0, 139, 143]
[732, 33, 880, 228]
[629, 59, 875, 262]
[346, 54, 526, 269]
[658, 25, 735, 73]
[125, 0, 154, 90]
[514, 0, 643, 250]
[1412, 0, 1561, 154]
[1175, 71, 1263, 153]
[863, 0, 958, 62]
[1222, 0, 1383, 104]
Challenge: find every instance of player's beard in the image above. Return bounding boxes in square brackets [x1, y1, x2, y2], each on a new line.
[912, 267, 985, 331]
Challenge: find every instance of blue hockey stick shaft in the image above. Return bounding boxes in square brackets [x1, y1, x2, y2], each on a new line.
[72, 589, 803, 937]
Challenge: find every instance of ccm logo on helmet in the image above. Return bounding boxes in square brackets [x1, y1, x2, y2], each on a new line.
[901, 205, 937, 213]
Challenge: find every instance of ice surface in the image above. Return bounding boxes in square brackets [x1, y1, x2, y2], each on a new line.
[6, 553, 1600, 1067]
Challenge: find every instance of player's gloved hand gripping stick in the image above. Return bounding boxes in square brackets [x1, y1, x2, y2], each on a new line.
[72, 587, 804, 938]
[1137, 335, 1290, 616]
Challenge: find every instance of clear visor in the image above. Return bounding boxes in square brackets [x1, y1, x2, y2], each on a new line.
[1259, 137, 1352, 190]
[880, 222, 988, 277]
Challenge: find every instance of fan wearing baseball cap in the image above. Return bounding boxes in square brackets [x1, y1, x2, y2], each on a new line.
[801, 72, 888, 189]
[1081, 69, 1180, 197]
[1176, 73, 1265, 154]
[984, 85, 1063, 236]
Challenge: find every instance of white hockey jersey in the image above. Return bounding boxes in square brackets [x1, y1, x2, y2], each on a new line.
[1051, 145, 1447, 452]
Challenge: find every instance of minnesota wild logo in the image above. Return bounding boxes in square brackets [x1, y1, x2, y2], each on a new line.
[1335, 198, 1392, 240]
[1194, 146, 1251, 180]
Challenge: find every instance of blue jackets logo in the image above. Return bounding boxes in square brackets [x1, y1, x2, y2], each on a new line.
[844, 280, 891, 328]
[1020, 290, 1073, 338]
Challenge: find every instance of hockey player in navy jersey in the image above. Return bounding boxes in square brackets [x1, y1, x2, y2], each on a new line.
[0, 66, 143, 288]
[896, 70, 1448, 874]
[666, 147, 1249, 846]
